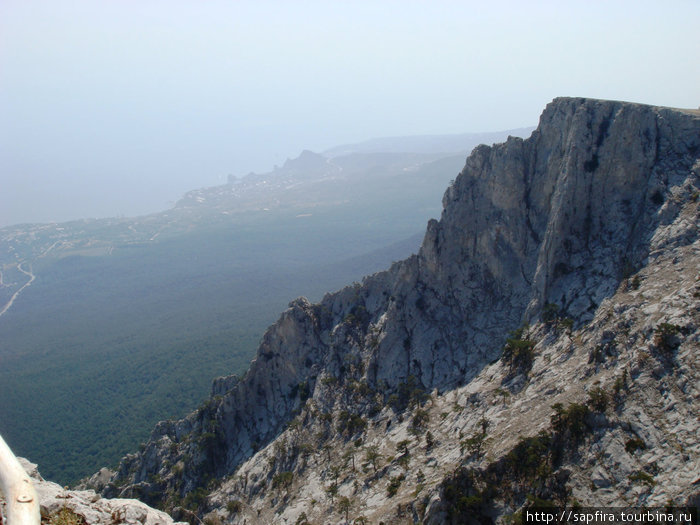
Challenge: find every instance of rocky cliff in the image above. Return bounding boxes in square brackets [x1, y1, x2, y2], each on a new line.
[97, 98, 700, 523]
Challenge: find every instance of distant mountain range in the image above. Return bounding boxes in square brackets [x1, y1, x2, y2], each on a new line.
[323, 128, 535, 156]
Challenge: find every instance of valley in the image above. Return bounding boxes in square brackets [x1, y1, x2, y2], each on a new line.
[0, 130, 530, 484]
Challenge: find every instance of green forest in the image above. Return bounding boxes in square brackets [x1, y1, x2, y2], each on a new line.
[0, 153, 463, 484]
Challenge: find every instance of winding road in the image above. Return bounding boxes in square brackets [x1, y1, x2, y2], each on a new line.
[0, 263, 36, 319]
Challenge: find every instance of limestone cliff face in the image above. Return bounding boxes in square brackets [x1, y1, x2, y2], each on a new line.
[100, 98, 700, 520]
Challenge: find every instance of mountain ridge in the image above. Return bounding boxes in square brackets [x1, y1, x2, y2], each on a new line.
[0, 139, 480, 484]
[89, 97, 700, 523]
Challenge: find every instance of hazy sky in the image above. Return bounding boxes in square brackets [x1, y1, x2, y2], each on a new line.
[1, 1, 698, 227]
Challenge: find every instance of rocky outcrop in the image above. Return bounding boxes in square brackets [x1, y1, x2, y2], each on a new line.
[207, 238, 699, 522]
[99, 98, 700, 522]
[0, 459, 185, 525]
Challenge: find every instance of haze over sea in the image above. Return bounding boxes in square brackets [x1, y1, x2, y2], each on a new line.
[1, 0, 698, 227]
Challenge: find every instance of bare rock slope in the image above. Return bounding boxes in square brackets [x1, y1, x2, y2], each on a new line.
[100, 98, 700, 523]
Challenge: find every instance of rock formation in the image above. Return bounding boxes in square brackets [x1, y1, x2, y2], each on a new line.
[97, 98, 700, 523]
[0, 458, 185, 525]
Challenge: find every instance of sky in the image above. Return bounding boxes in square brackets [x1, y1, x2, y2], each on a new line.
[1, 0, 698, 227]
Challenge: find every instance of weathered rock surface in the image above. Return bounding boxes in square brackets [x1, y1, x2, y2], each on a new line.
[0, 459, 185, 524]
[98, 98, 700, 523]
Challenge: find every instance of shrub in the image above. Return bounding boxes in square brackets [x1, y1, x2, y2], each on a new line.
[364, 445, 382, 472]
[350, 380, 373, 397]
[624, 438, 646, 454]
[337, 496, 352, 521]
[502, 324, 536, 372]
[287, 417, 302, 432]
[321, 375, 337, 385]
[344, 304, 369, 328]
[425, 431, 435, 450]
[325, 482, 338, 502]
[629, 471, 655, 486]
[272, 471, 294, 490]
[653, 323, 681, 354]
[503, 338, 535, 370]
[495, 388, 511, 405]
[504, 433, 552, 479]
[337, 411, 367, 435]
[411, 408, 430, 430]
[386, 474, 405, 497]
[441, 469, 494, 522]
[587, 387, 609, 412]
[559, 317, 574, 335]
[613, 370, 628, 394]
[183, 487, 209, 511]
[542, 303, 560, 326]
[297, 442, 315, 456]
[396, 440, 410, 455]
[295, 512, 311, 525]
[630, 275, 641, 290]
[317, 411, 333, 423]
[551, 402, 590, 440]
[226, 500, 242, 514]
[296, 381, 310, 401]
[388, 375, 428, 412]
[462, 433, 485, 458]
[48, 508, 87, 525]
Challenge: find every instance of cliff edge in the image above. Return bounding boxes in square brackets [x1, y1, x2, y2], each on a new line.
[98, 97, 700, 523]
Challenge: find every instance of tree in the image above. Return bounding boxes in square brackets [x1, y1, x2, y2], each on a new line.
[425, 431, 434, 451]
[396, 440, 410, 456]
[462, 432, 485, 458]
[322, 443, 332, 463]
[411, 407, 430, 430]
[587, 387, 609, 412]
[325, 482, 338, 503]
[654, 322, 681, 354]
[502, 324, 536, 372]
[343, 450, 356, 471]
[542, 302, 560, 328]
[479, 417, 490, 435]
[330, 465, 342, 486]
[337, 496, 351, 522]
[461, 417, 489, 458]
[495, 388, 510, 406]
[272, 471, 294, 493]
[364, 445, 382, 473]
